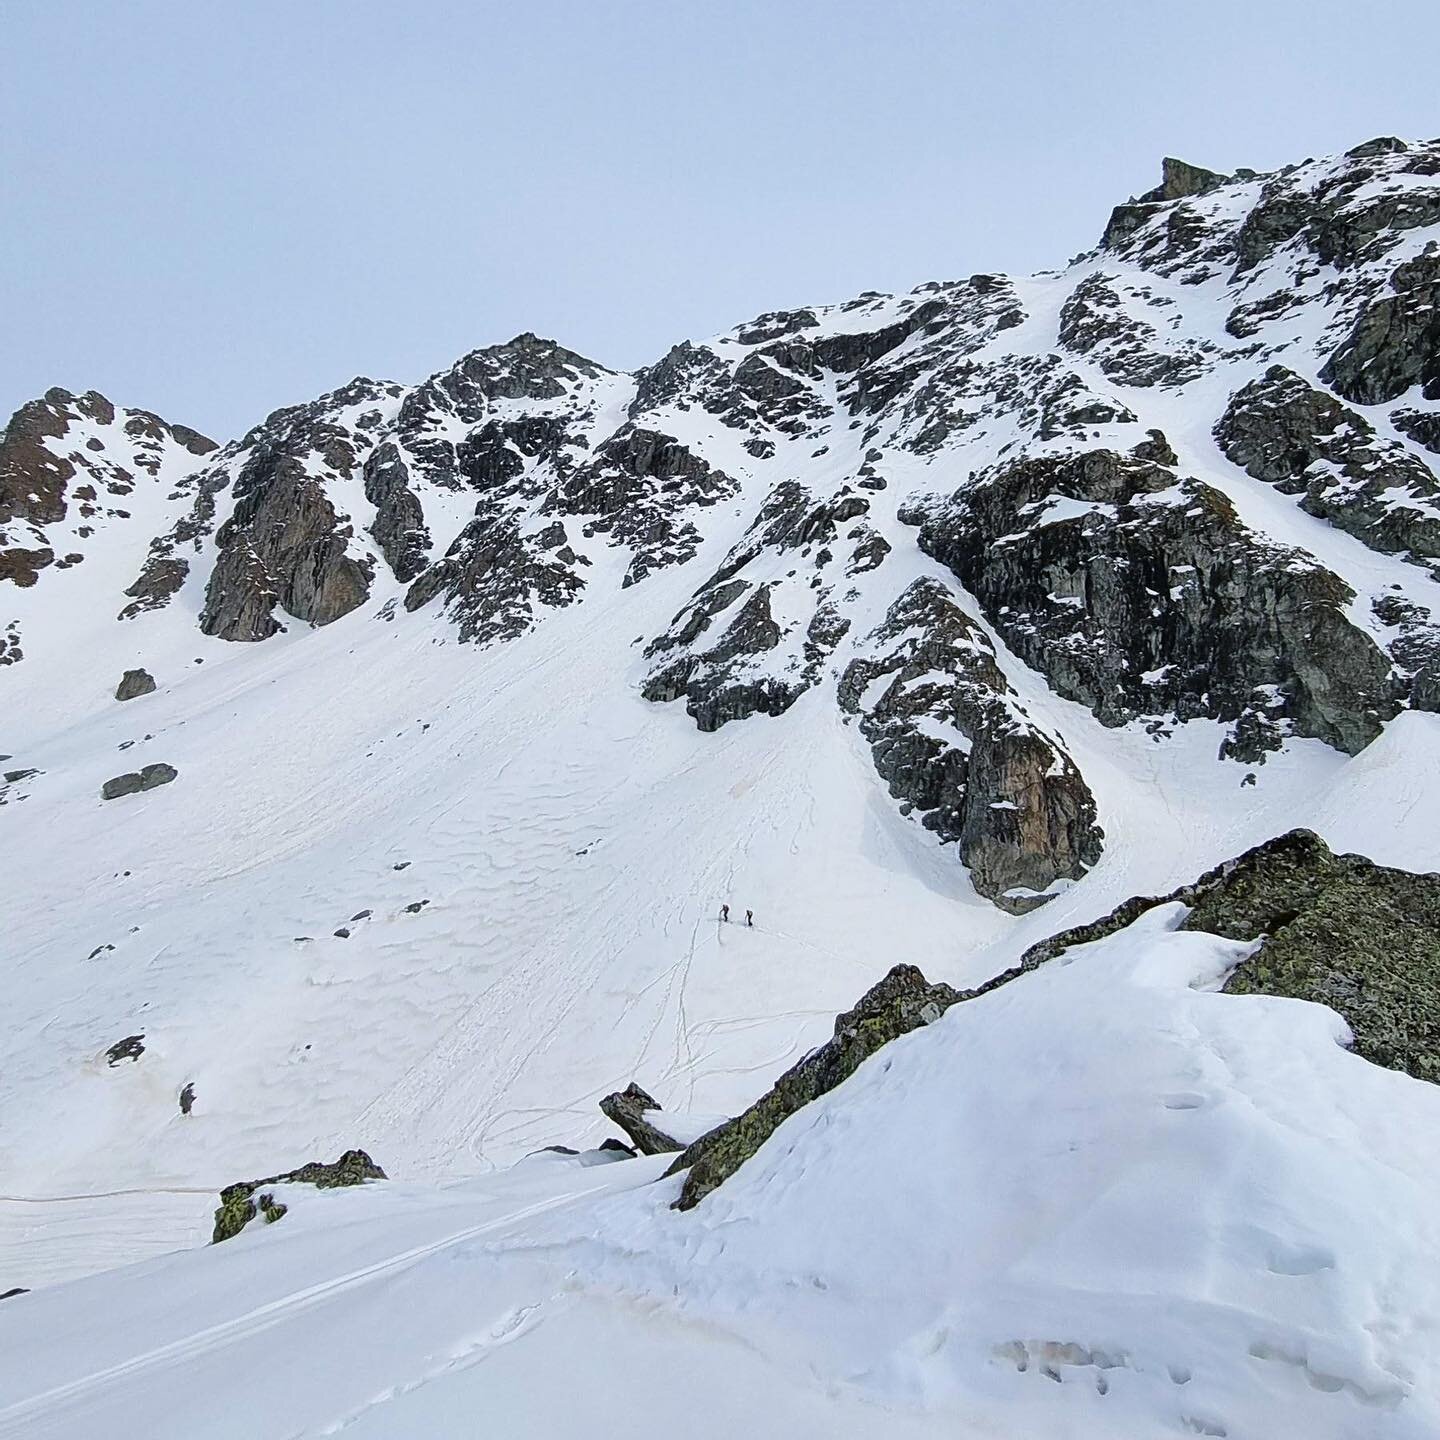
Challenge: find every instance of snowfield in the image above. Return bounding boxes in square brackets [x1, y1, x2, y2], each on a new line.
[4, 905, 1438, 1438]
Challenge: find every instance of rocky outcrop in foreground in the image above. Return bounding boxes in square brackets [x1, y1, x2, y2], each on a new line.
[668, 964, 960, 1209]
[1022, 828, 1440, 1082]
[667, 829, 1440, 1208]
[211, 1149, 386, 1243]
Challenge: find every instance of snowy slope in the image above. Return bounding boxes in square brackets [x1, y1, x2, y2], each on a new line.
[6, 134, 1440, 1436]
[4, 904, 1438, 1438]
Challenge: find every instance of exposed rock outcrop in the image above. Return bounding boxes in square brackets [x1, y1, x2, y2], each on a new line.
[403, 512, 585, 644]
[1, 387, 214, 593]
[1322, 248, 1440, 405]
[914, 449, 1398, 757]
[668, 964, 960, 1209]
[1217, 365, 1440, 565]
[838, 579, 1102, 909]
[598, 1083, 686, 1155]
[200, 453, 373, 640]
[1019, 829, 1440, 1083]
[641, 479, 868, 731]
[211, 1149, 386, 1244]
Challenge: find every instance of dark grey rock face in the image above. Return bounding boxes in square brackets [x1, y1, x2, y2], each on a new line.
[362, 442, 430, 583]
[1057, 273, 1210, 388]
[1216, 365, 1440, 565]
[1322, 249, 1440, 405]
[100, 762, 177, 800]
[404, 512, 585, 644]
[1, 387, 214, 592]
[598, 1083, 688, 1155]
[641, 479, 867, 731]
[914, 449, 1398, 757]
[200, 452, 373, 640]
[115, 668, 156, 702]
[839, 579, 1102, 909]
[550, 426, 738, 588]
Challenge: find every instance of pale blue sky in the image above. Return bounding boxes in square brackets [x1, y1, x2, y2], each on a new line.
[4, 0, 1437, 440]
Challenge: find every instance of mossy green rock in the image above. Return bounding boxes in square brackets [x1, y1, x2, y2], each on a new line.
[1021, 828, 1440, 1082]
[667, 965, 959, 1210]
[210, 1148, 385, 1244]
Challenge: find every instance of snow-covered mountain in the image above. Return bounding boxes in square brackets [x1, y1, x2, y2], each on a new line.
[5, 136, 1440, 1438]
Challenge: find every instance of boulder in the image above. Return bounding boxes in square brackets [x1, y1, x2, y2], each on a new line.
[114, 668, 156, 702]
[211, 1149, 386, 1244]
[105, 1034, 145, 1065]
[100, 763, 177, 800]
[599, 1083, 686, 1155]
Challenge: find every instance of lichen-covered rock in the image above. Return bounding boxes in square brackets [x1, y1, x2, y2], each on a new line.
[100, 763, 177, 800]
[838, 578, 1102, 910]
[1216, 365, 1440, 564]
[914, 448, 1399, 757]
[1018, 829, 1440, 1082]
[668, 964, 960, 1209]
[598, 1082, 686, 1155]
[114, 668, 156, 702]
[211, 1149, 386, 1244]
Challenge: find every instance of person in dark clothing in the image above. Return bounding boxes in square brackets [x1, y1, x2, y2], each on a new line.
[745, 909, 753, 927]
[720, 903, 730, 923]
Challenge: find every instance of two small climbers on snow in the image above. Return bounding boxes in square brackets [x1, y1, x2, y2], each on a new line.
[719, 903, 753, 927]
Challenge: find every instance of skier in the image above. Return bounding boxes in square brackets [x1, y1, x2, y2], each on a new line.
[720, 903, 730, 923]
[745, 909, 754, 927]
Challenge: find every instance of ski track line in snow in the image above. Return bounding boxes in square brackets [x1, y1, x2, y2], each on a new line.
[0, 1180, 613, 1434]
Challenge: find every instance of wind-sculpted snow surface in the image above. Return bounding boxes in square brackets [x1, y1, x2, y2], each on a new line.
[4, 890, 1440, 1438]
[7, 133, 1440, 1435]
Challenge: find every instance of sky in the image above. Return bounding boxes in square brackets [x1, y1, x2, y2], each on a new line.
[3, 0, 1438, 442]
